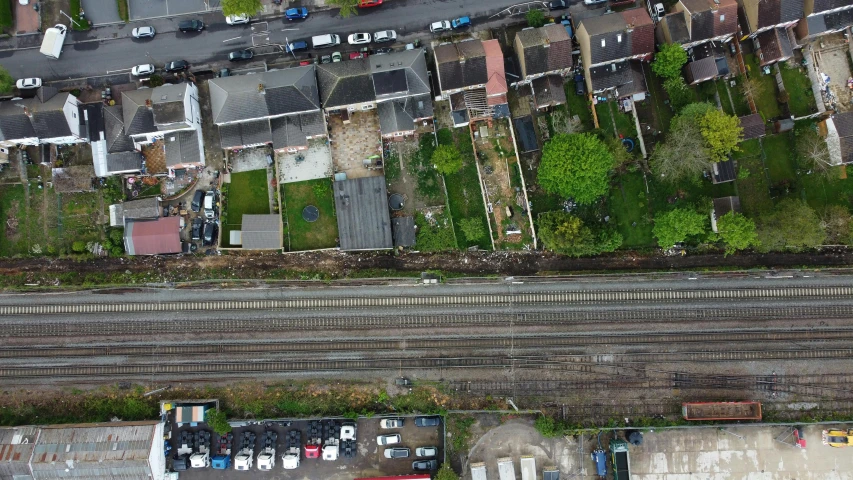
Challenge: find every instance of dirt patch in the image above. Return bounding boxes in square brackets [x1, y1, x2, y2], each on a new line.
[39, 0, 71, 32]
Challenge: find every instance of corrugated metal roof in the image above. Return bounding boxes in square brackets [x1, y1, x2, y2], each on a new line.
[0, 427, 38, 480]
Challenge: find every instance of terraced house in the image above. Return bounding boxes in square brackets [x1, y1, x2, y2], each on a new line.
[433, 39, 509, 126]
[0, 87, 86, 148]
[794, 0, 853, 43]
[512, 24, 573, 109]
[736, 0, 803, 65]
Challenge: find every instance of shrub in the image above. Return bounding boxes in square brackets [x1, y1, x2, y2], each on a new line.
[0, 0, 12, 29]
[205, 409, 232, 435]
[71, 241, 88, 253]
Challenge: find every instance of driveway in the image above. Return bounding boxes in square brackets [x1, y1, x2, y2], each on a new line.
[82, 0, 123, 25]
[129, 0, 211, 21]
[15, 1, 39, 34]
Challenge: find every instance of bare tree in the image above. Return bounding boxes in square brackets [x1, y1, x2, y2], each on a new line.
[650, 117, 713, 183]
[740, 76, 765, 103]
[797, 129, 834, 175]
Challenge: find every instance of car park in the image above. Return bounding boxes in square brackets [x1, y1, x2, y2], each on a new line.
[178, 19, 204, 32]
[16, 78, 42, 89]
[377, 434, 401, 445]
[331, 51, 342, 62]
[165, 60, 189, 72]
[131, 26, 155, 38]
[373, 30, 396, 43]
[229, 50, 254, 62]
[285, 7, 309, 20]
[226, 14, 250, 25]
[429, 20, 451, 33]
[451, 16, 471, 29]
[286, 40, 309, 53]
[191, 190, 204, 212]
[191, 217, 203, 241]
[348, 33, 372, 45]
[131, 64, 155, 77]
[549, 0, 567, 9]
[416, 446, 437, 457]
[413, 459, 438, 471]
[380, 418, 404, 429]
[414, 416, 441, 427]
[384, 447, 410, 459]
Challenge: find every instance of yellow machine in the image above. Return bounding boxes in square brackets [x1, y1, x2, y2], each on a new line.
[822, 429, 853, 447]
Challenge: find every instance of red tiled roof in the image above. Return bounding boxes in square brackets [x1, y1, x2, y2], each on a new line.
[126, 216, 181, 255]
[483, 39, 508, 96]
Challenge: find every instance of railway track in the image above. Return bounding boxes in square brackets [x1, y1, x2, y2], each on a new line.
[2, 285, 853, 316]
[2, 328, 853, 358]
[6, 304, 853, 337]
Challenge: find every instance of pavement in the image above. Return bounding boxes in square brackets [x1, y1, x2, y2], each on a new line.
[82, 0, 123, 25]
[0, 0, 527, 82]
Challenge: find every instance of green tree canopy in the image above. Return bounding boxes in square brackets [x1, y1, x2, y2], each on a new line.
[526, 9, 545, 27]
[325, 0, 359, 17]
[221, 0, 261, 16]
[716, 212, 759, 255]
[538, 133, 615, 204]
[652, 43, 688, 79]
[0, 0, 11, 29]
[757, 199, 826, 252]
[205, 409, 232, 435]
[459, 217, 486, 242]
[663, 76, 694, 113]
[652, 208, 707, 248]
[431, 144, 463, 175]
[435, 463, 460, 480]
[0, 66, 13, 94]
[699, 109, 743, 162]
[537, 211, 622, 257]
[650, 114, 712, 183]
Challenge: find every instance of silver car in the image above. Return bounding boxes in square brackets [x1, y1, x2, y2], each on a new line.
[131, 64, 155, 76]
[374, 30, 397, 43]
[377, 434, 401, 445]
[131, 26, 155, 38]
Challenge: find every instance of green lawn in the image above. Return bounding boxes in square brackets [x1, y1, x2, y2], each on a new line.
[743, 54, 782, 120]
[726, 79, 753, 117]
[608, 172, 654, 248]
[563, 84, 595, 131]
[779, 64, 817, 117]
[800, 170, 853, 211]
[443, 128, 491, 250]
[643, 65, 676, 133]
[282, 178, 338, 251]
[0, 185, 26, 256]
[222, 169, 270, 247]
[761, 133, 796, 184]
[734, 138, 774, 216]
[596, 102, 635, 139]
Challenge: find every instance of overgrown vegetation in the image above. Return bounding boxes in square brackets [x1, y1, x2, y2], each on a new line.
[414, 211, 457, 251]
[446, 415, 476, 454]
[442, 129, 491, 250]
[116, 0, 129, 22]
[0, 66, 14, 93]
[0, 0, 12, 29]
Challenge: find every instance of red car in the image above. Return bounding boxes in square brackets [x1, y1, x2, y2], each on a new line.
[349, 52, 368, 60]
[358, 0, 382, 7]
[305, 445, 320, 459]
[299, 60, 313, 66]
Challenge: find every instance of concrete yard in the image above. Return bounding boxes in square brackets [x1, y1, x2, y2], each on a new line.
[466, 416, 853, 480]
[279, 141, 334, 184]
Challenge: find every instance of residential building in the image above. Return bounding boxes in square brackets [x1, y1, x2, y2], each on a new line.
[316, 49, 433, 138]
[576, 8, 655, 96]
[822, 111, 853, 165]
[736, 0, 803, 65]
[794, 0, 853, 43]
[109, 196, 162, 226]
[512, 24, 573, 109]
[209, 66, 326, 153]
[0, 87, 86, 148]
[434, 39, 509, 126]
[659, 0, 738, 49]
[333, 176, 393, 250]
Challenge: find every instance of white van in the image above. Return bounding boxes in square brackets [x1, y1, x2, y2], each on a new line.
[312, 34, 341, 49]
[40, 24, 67, 59]
[203, 191, 215, 219]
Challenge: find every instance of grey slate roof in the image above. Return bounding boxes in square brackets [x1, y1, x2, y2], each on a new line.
[164, 130, 200, 166]
[241, 214, 282, 249]
[0, 114, 37, 142]
[755, 0, 804, 29]
[103, 105, 135, 153]
[590, 61, 633, 92]
[392, 216, 416, 247]
[684, 56, 720, 84]
[334, 176, 393, 250]
[115, 197, 161, 220]
[660, 13, 690, 43]
[824, 8, 853, 31]
[377, 94, 433, 135]
[107, 151, 143, 173]
[31, 111, 71, 138]
[532, 74, 567, 108]
[0, 92, 77, 142]
[435, 40, 488, 92]
[757, 27, 793, 65]
[813, 0, 850, 12]
[209, 66, 320, 124]
[122, 89, 157, 136]
[739, 114, 766, 140]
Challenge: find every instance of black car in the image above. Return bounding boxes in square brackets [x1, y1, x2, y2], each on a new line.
[412, 460, 438, 471]
[191, 190, 204, 212]
[319, 54, 332, 64]
[191, 217, 203, 241]
[229, 49, 254, 62]
[549, 0, 567, 9]
[414, 416, 441, 427]
[165, 60, 189, 72]
[203, 222, 218, 246]
[179, 19, 204, 32]
[574, 74, 586, 96]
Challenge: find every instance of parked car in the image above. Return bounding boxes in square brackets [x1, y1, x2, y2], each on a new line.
[131, 26, 155, 38]
[574, 74, 586, 95]
[416, 447, 437, 457]
[285, 7, 309, 20]
[178, 19, 204, 32]
[549, 0, 567, 9]
[204, 191, 216, 219]
[348, 33, 371, 45]
[373, 47, 393, 54]
[429, 20, 451, 33]
[16, 78, 42, 89]
[374, 30, 396, 43]
[359, 0, 383, 6]
[414, 416, 441, 427]
[203, 222, 217, 246]
[652, 2, 665, 20]
[412, 459, 438, 471]
[583, 0, 607, 4]
[229, 49, 254, 61]
[451, 16, 471, 29]
[349, 51, 367, 60]
[384, 448, 410, 459]
[165, 60, 189, 72]
[225, 14, 250, 25]
[376, 434, 401, 445]
[379, 418, 404, 429]
[191, 217, 203, 240]
[191, 190, 205, 212]
[320, 54, 332, 64]
[331, 51, 342, 62]
[131, 64, 155, 76]
[286, 40, 309, 53]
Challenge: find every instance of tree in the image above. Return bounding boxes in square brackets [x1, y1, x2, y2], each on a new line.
[740, 76, 765, 103]
[652, 208, 707, 248]
[537, 211, 622, 257]
[526, 9, 545, 28]
[205, 409, 232, 435]
[431, 144, 463, 175]
[0, 0, 11, 29]
[796, 127, 833, 176]
[606, 136, 633, 170]
[538, 133, 615, 204]
[652, 43, 688, 80]
[435, 463, 459, 480]
[459, 217, 486, 242]
[663, 76, 694, 113]
[221, 0, 261, 16]
[534, 415, 559, 438]
[72, 241, 88, 253]
[650, 115, 712, 183]
[821, 205, 853, 245]
[717, 212, 759, 255]
[699, 109, 743, 162]
[0, 66, 13, 94]
[757, 199, 825, 252]
[325, 0, 360, 18]
[678, 102, 715, 121]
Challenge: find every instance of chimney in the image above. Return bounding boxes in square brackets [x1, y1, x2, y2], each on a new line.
[145, 99, 152, 107]
[258, 84, 265, 94]
[23, 107, 30, 117]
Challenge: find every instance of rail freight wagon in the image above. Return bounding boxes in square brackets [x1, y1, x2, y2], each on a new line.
[682, 402, 762, 421]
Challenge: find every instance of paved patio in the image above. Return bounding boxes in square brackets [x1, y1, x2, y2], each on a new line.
[279, 140, 332, 184]
[15, 1, 40, 34]
[230, 148, 270, 173]
[328, 110, 383, 179]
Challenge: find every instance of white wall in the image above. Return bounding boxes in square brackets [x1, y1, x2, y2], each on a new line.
[62, 94, 83, 140]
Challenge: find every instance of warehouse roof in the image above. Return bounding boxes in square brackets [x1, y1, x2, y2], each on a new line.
[334, 176, 393, 250]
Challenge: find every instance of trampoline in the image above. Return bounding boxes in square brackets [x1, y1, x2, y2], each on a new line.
[302, 205, 319, 222]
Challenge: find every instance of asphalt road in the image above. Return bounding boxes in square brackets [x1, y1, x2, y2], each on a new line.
[0, 0, 525, 81]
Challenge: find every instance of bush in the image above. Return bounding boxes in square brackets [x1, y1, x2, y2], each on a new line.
[116, 0, 129, 22]
[71, 241, 88, 253]
[148, 75, 165, 87]
[205, 409, 232, 435]
[534, 415, 559, 438]
[0, 0, 12, 29]
[526, 9, 545, 28]
[0, 67, 13, 94]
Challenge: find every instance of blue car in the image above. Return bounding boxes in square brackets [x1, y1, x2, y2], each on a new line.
[286, 40, 309, 53]
[285, 7, 309, 20]
[451, 16, 471, 29]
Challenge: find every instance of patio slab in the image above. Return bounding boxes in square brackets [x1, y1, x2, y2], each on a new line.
[328, 110, 383, 179]
[279, 141, 332, 184]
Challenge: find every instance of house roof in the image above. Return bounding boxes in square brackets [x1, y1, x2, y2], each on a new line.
[515, 24, 572, 78]
[209, 66, 320, 124]
[0, 92, 76, 142]
[824, 7, 853, 31]
[103, 105, 135, 153]
[377, 94, 433, 135]
[660, 13, 691, 43]
[532, 75, 567, 108]
[81, 103, 103, 142]
[334, 176, 393, 250]
[483, 39, 508, 96]
[121, 89, 156, 136]
[219, 119, 273, 149]
[31, 110, 71, 139]
[113, 197, 161, 222]
[392, 216, 416, 247]
[680, 0, 737, 41]
[579, 8, 654, 65]
[745, 0, 804, 30]
[757, 27, 793, 65]
[711, 158, 736, 183]
[270, 111, 325, 150]
[739, 114, 766, 140]
[813, 0, 849, 12]
[163, 130, 200, 166]
[0, 114, 37, 142]
[684, 56, 720, 84]
[241, 214, 282, 249]
[434, 40, 488, 92]
[107, 151, 143, 173]
[830, 111, 853, 165]
[513, 116, 538, 153]
[125, 216, 181, 255]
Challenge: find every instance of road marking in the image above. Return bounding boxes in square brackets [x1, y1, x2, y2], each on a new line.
[106, 67, 133, 74]
[280, 28, 300, 31]
[223, 36, 242, 43]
